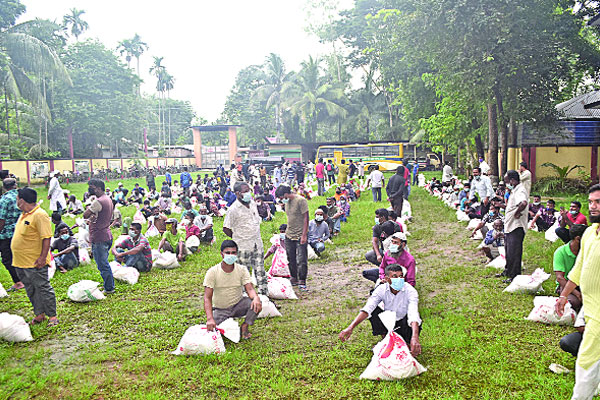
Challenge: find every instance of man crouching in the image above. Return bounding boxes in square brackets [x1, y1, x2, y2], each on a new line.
[339, 263, 422, 356]
[203, 240, 262, 339]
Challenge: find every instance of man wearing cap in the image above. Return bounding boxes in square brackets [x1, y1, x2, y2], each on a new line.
[363, 231, 416, 286]
[307, 208, 330, 255]
[159, 218, 187, 261]
[47, 171, 66, 214]
[12, 187, 58, 326]
[339, 263, 422, 357]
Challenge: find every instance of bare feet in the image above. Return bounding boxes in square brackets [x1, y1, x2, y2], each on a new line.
[241, 323, 252, 339]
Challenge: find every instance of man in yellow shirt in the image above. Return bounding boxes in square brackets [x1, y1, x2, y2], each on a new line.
[337, 159, 349, 185]
[556, 184, 600, 399]
[11, 187, 57, 327]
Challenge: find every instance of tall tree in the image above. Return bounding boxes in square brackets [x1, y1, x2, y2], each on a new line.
[62, 8, 88, 40]
[255, 53, 287, 139]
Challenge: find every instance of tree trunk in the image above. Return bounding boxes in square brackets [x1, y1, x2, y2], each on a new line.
[338, 118, 342, 141]
[12, 95, 20, 136]
[487, 103, 499, 178]
[508, 118, 517, 147]
[43, 80, 48, 149]
[495, 88, 508, 176]
[3, 88, 10, 158]
[474, 134, 485, 160]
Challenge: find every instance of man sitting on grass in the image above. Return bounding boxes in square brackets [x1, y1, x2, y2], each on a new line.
[51, 226, 79, 273]
[470, 204, 503, 238]
[308, 208, 330, 256]
[363, 232, 416, 286]
[158, 218, 187, 262]
[112, 222, 152, 272]
[339, 264, 422, 357]
[204, 240, 262, 340]
[556, 200, 587, 243]
[553, 224, 586, 313]
[481, 219, 505, 261]
[529, 199, 557, 232]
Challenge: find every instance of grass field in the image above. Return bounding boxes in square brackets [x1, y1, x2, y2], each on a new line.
[0, 173, 582, 399]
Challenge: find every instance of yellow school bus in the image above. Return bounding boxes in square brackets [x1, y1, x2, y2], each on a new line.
[315, 143, 404, 171]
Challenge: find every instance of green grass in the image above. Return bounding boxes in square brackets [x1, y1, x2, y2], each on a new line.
[0, 175, 581, 399]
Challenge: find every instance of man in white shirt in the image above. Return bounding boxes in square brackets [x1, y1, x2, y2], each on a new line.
[500, 170, 529, 282]
[365, 165, 385, 202]
[47, 171, 67, 213]
[470, 167, 494, 215]
[223, 181, 267, 295]
[193, 205, 214, 242]
[358, 159, 366, 179]
[519, 161, 532, 198]
[339, 264, 422, 356]
[442, 161, 453, 183]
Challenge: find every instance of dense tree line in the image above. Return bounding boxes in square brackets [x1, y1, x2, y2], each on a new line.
[0, 0, 197, 159]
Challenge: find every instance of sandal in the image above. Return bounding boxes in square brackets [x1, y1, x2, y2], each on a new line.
[30, 317, 45, 326]
[47, 319, 59, 327]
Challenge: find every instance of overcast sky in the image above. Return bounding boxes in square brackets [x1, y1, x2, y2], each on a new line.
[20, 0, 353, 123]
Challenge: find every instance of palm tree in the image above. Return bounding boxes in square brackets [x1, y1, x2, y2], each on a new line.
[255, 53, 287, 138]
[117, 39, 134, 68]
[283, 56, 347, 142]
[150, 57, 167, 148]
[62, 8, 89, 40]
[130, 34, 148, 77]
[0, 20, 71, 156]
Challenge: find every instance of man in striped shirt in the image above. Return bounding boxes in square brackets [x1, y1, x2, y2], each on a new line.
[556, 184, 600, 399]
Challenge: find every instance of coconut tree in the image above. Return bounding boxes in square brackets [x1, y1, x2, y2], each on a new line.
[62, 8, 88, 40]
[150, 56, 166, 148]
[130, 34, 148, 77]
[255, 53, 287, 138]
[117, 38, 134, 68]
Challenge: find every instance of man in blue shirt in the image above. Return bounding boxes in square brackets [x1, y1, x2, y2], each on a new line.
[165, 170, 172, 186]
[180, 167, 192, 196]
[0, 178, 23, 291]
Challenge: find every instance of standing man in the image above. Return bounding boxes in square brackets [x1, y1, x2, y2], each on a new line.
[83, 179, 115, 294]
[165, 170, 172, 186]
[412, 162, 419, 185]
[471, 167, 494, 216]
[442, 161, 453, 183]
[386, 166, 406, 217]
[275, 185, 309, 291]
[337, 159, 349, 185]
[223, 181, 267, 296]
[315, 158, 325, 196]
[273, 164, 282, 188]
[180, 167, 192, 197]
[47, 171, 66, 214]
[12, 187, 57, 326]
[326, 160, 336, 185]
[146, 170, 156, 192]
[500, 170, 528, 283]
[366, 165, 385, 202]
[348, 160, 357, 180]
[556, 184, 600, 399]
[0, 178, 23, 291]
[519, 161, 532, 198]
[358, 159, 365, 180]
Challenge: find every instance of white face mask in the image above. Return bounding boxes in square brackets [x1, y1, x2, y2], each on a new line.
[315, 215, 323, 222]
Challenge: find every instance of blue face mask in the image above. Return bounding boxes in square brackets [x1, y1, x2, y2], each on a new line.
[489, 211, 494, 216]
[242, 192, 253, 203]
[506, 183, 514, 190]
[279, 233, 286, 241]
[390, 277, 405, 291]
[282, 198, 289, 204]
[223, 254, 238, 265]
[60, 234, 70, 241]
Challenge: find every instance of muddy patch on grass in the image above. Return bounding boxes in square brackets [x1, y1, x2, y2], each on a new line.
[41, 325, 107, 368]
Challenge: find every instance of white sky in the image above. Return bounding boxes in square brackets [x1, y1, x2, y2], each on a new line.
[20, 0, 353, 123]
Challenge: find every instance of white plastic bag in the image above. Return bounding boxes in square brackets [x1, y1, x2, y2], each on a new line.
[456, 210, 470, 222]
[267, 277, 298, 300]
[47, 258, 56, 280]
[186, 235, 200, 253]
[307, 244, 318, 260]
[110, 262, 140, 285]
[67, 280, 106, 302]
[257, 294, 282, 318]
[466, 219, 481, 230]
[504, 268, 551, 294]
[79, 247, 91, 265]
[0, 282, 7, 298]
[359, 311, 426, 380]
[0, 313, 33, 342]
[145, 223, 160, 238]
[151, 249, 160, 261]
[153, 251, 180, 269]
[172, 318, 240, 355]
[545, 221, 560, 242]
[526, 296, 576, 325]
[133, 210, 146, 224]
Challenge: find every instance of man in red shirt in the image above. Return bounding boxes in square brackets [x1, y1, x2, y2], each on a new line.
[556, 201, 588, 243]
[315, 158, 326, 196]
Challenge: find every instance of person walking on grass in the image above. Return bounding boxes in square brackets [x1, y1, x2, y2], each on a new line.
[0, 178, 23, 292]
[366, 165, 384, 202]
[12, 187, 57, 327]
[275, 185, 309, 291]
[84, 179, 115, 294]
[556, 184, 600, 399]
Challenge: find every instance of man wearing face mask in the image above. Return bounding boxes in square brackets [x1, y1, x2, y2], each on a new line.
[308, 209, 330, 255]
[471, 204, 503, 238]
[556, 201, 588, 244]
[112, 223, 152, 272]
[364, 232, 415, 286]
[204, 240, 262, 339]
[528, 195, 543, 220]
[223, 181, 267, 296]
[339, 264, 422, 357]
[365, 209, 402, 266]
[470, 167, 494, 216]
[529, 199, 557, 232]
[458, 182, 470, 203]
[193, 205, 214, 243]
[83, 179, 115, 294]
[51, 226, 79, 273]
[500, 170, 529, 283]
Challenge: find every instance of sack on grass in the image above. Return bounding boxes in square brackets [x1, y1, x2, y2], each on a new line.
[153, 251, 180, 269]
[172, 318, 240, 355]
[67, 280, 106, 302]
[503, 268, 551, 294]
[307, 244, 318, 260]
[466, 219, 481, 230]
[133, 210, 146, 224]
[401, 200, 412, 218]
[359, 311, 426, 380]
[456, 210, 470, 222]
[110, 261, 140, 285]
[0, 282, 7, 298]
[267, 276, 298, 300]
[48, 257, 56, 280]
[257, 294, 282, 318]
[545, 221, 560, 242]
[471, 230, 483, 240]
[145, 224, 160, 238]
[79, 247, 91, 265]
[113, 234, 129, 249]
[186, 235, 200, 253]
[268, 250, 291, 278]
[526, 296, 576, 325]
[151, 249, 160, 261]
[0, 313, 33, 342]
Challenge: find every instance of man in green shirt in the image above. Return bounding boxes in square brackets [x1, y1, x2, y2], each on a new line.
[554, 224, 586, 312]
[158, 218, 187, 262]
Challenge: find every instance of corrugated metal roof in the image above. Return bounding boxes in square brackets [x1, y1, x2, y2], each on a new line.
[556, 91, 600, 119]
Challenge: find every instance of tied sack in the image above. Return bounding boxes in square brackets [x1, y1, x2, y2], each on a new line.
[545, 220, 560, 242]
[526, 296, 577, 325]
[257, 294, 282, 318]
[154, 251, 180, 270]
[0, 282, 7, 298]
[47, 257, 56, 280]
[0, 313, 33, 342]
[109, 261, 140, 285]
[67, 280, 106, 302]
[79, 247, 91, 265]
[172, 318, 240, 355]
[133, 210, 146, 224]
[186, 235, 200, 253]
[504, 268, 551, 294]
[267, 235, 291, 278]
[360, 311, 427, 380]
[267, 276, 298, 300]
